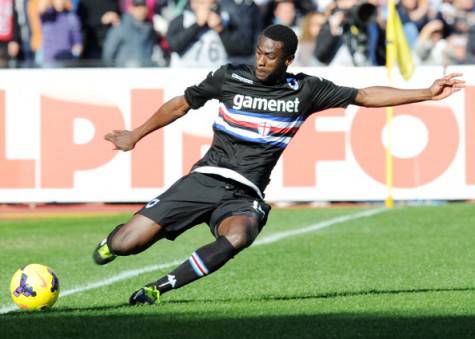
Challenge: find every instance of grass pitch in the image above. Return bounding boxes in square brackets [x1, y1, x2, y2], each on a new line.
[1, 203, 475, 339]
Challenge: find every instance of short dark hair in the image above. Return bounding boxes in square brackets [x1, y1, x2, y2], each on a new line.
[261, 24, 298, 58]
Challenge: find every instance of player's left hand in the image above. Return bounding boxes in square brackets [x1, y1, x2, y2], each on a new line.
[430, 73, 465, 100]
[105, 130, 137, 152]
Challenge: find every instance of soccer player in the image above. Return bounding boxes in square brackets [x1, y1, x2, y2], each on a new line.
[93, 24, 465, 305]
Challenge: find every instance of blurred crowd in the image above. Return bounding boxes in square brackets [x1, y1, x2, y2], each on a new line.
[0, 0, 474, 68]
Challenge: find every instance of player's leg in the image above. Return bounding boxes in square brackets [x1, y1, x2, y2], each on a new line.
[129, 214, 261, 305]
[93, 214, 166, 265]
[93, 174, 200, 265]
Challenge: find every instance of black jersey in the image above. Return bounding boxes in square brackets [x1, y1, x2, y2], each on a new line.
[184, 64, 357, 197]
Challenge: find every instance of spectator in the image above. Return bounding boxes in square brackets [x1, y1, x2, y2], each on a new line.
[314, 0, 379, 66]
[414, 19, 446, 64]
[445, 33, 468, 64]
[38, 0, 82, 67]
[295, 11, 325, 66]
[103, 0, 158, 67]
[220, 0, 262, 64]
[3, 0, 473, 68]
[118, 0, 171, 63]
[262, 0, 315, 28]
[15, 0, 33, 64]
[0, 0, 21, 67]
[77, 0, 120, 61]
[273, 0, 298, 31]
[121, 0, 157, 21]
[167, 0, 259, 67]
[414, 17, 469, 66]
[466, 24, 475, 63]
[313, 0, 334, 13]
[451, 0, 475, 34]
[397, 0, 430, 46]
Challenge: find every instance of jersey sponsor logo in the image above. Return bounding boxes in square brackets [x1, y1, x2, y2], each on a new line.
[286, 77, 299, 90]
[231, 73, 254, 85]
[232, 94, 300, 113]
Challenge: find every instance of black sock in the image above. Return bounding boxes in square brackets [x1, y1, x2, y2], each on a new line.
[153, 236, 237, 294]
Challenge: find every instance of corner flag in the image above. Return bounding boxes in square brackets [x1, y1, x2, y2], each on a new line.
[385, 0, 415, 207]
[386, 0, 415, 80]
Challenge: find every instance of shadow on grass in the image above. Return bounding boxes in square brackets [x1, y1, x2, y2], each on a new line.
[2, 287, 475, 339]
[1, 311, 474, 339]
[168, 286, 475, 304]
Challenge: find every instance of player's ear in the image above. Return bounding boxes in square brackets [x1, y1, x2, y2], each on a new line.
[285, 54, 294, 67]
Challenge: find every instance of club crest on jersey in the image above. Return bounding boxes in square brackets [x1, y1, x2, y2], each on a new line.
[258, 121, 271, 137]
[286, 77, 299, 90]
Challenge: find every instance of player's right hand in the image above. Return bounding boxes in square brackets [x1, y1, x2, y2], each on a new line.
[104, 130, 137, 152]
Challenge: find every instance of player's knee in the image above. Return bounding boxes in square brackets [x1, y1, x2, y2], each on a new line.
[224, 224, 259, 250]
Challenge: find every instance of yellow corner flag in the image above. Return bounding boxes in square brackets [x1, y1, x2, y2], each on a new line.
[386, 0, 415, 80]
[385, 0, 415, 208]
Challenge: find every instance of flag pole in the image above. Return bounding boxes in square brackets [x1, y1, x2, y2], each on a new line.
[385, 80, 395, 208]
[385, 105, 394, 208]
[385, 0, 395, 208]
[384, 0, 414, 208]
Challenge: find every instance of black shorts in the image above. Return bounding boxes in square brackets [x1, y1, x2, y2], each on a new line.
[137, 173, 271, 240]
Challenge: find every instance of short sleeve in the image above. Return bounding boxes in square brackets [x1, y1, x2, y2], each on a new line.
[308, 77, 358, 113]
[184, 65, 227, 109]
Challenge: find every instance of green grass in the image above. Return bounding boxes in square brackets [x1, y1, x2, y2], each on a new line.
[1, 203, 475, 338]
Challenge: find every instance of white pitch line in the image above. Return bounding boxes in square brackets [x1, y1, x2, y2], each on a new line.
[61, 260, 184, 297]
[254, 208, 385, 245]
[0, 208, 386, 314]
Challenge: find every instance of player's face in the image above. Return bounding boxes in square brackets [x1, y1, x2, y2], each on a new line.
[255, 35, 293, 83]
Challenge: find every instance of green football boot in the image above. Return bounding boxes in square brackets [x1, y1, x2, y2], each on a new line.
[92, 239, 117, 265]
[129, 286, 160, 305]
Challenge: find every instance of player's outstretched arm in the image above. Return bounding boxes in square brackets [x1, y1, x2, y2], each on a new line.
[354, 73, 465, 108]
[105, 95, 190, 151]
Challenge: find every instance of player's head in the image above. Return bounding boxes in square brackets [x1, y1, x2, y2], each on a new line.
[255, 24, 298, 83]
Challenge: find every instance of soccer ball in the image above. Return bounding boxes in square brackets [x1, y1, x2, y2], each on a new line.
[10, 264, 60, 310]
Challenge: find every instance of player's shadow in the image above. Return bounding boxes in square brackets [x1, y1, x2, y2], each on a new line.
[3, 287, 475, 339]
[2, 309, 475, 339]
[168, 286, 475, 304]
[6, 286, 474, 315]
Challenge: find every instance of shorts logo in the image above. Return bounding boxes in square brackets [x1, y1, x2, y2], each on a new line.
[253, 201, 265, 216]
[258, 121, 271, 137]
[145, 198, 160, 208]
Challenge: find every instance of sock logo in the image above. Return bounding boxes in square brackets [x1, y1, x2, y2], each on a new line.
[167, 274, 176, 288]
[158, 274, 177, 289]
